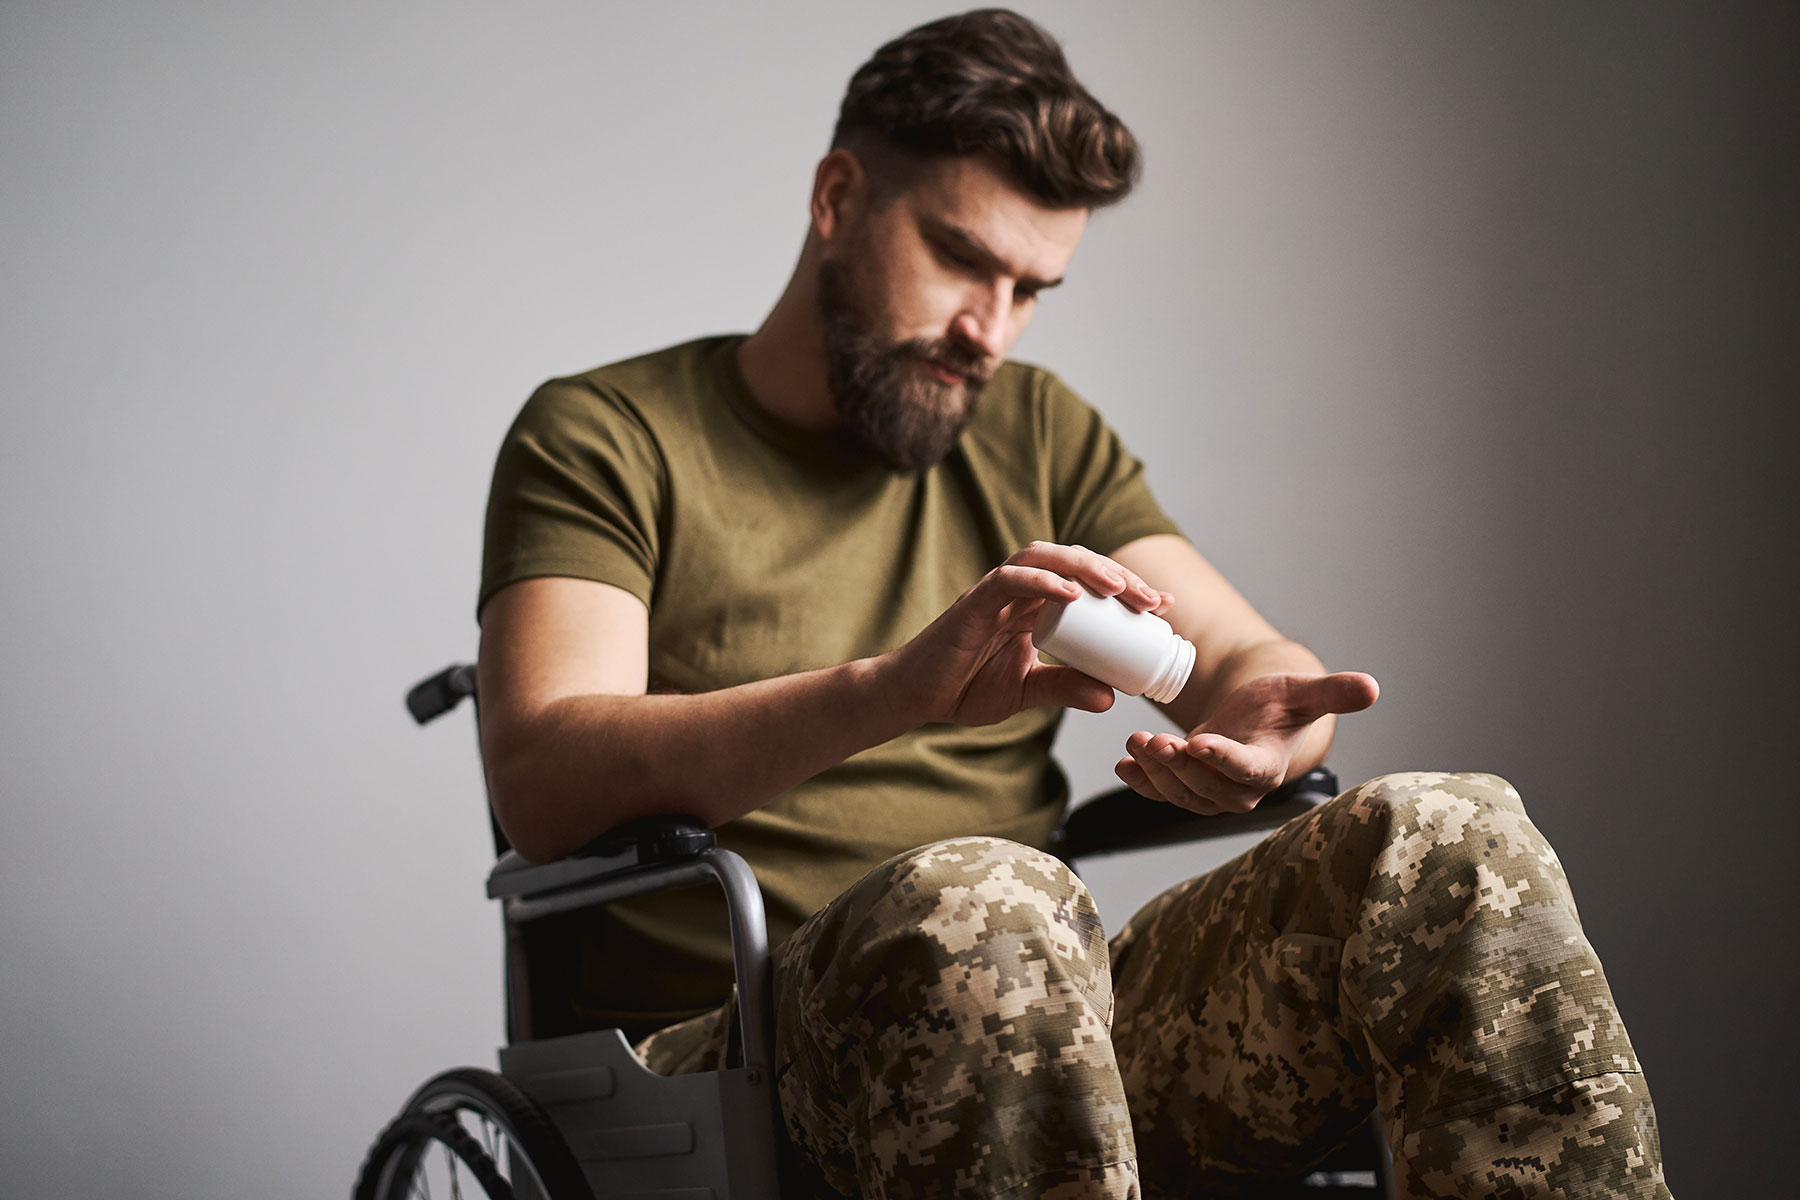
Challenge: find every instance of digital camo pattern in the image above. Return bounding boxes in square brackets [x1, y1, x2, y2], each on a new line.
[638, 773, 1668, 1198]
[1110, 771, 1667, 1198]
[1402, 1070, 1664, 1199]
[773, 838, 1136, 1198]
[641, 837, 1140, 1198]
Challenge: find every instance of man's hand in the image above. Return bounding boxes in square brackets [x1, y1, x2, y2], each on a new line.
[887, 541, 1170, 727]
[1115, 672, 1379, 814]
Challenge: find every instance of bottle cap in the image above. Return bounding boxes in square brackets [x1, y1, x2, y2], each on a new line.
[1142, 634, 1196, 704]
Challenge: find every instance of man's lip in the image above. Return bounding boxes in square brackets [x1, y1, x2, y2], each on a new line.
[920, 358, 975, 385]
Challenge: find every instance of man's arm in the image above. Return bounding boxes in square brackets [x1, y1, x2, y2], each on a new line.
[478, 542, 1161, 862]
[1108, 533, 1378, 814]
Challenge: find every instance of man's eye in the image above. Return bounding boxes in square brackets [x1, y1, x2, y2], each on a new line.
[938, 245, 978, 271]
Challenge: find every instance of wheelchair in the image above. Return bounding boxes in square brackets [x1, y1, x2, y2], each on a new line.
[356, 663, 1393, 1199]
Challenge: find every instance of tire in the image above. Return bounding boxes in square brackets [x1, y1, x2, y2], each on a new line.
[356, 1110, 510, 1199]
[356, 1067, 593, 1200]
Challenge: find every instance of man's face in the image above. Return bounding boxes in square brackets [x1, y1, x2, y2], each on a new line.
[817, 154, 1088, 473]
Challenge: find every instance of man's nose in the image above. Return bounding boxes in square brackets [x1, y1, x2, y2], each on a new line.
[951, 283, 1010, 360]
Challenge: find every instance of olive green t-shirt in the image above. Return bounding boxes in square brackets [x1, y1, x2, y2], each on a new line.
[480, 335, 1182, 1034]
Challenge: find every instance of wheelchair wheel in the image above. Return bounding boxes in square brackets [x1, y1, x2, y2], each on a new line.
[355, 1067, 593, 1200]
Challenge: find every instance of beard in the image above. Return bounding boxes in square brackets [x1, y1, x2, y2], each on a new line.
[816, 256, 994, 474]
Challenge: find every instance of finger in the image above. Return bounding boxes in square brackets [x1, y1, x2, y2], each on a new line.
[1076, 547, 1163, 612]
[1024, 663, 1114, 714]
[1114, 756, 1167, 803]
[1285, 671, 1381, 720]
[969, 564, 1083, 614]
[993, 597, 1047, 634]
[1126, 732, 1241, 814]
[1183, 733, 1285, 791]
[1141, 731, 1255, 799]
[1111, 570, 1166, 612]
[1119, 736, 1212, 812]
[1128, 734, 1269, 815]
[1007, 541, 1160, 609]
[1116, 753, 1220, 810]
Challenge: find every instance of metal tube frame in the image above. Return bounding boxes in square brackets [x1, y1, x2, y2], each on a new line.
[500, 847, 773, 1074]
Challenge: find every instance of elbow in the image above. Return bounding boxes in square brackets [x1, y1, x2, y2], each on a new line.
[482, 729, 717, 864]
[482, 788, 550, 863]
[485, 760, 569, 865]
[498, 823, 568, 868]
[480, 698, 731, 861]
[480, 701, 610, 863]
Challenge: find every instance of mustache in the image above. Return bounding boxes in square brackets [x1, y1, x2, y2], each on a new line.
[903, 338, 995, 384]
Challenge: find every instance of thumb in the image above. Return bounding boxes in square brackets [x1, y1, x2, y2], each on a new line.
[1288, 671, 1380, 720]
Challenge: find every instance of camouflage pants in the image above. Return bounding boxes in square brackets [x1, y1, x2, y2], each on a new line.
[637, 772, 1670, 1198]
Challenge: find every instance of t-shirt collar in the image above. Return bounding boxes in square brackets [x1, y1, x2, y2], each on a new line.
[711, 335, 888, 471]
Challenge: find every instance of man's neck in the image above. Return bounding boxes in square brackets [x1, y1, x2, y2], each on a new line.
[737, 262, 841, 433]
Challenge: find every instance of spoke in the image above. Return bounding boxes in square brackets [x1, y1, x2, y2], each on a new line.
[443, 1141, 464, 1200]
[481, 1115, 499, 1161]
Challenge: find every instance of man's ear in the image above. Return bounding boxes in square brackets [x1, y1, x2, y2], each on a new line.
[810, 148, 866, 243]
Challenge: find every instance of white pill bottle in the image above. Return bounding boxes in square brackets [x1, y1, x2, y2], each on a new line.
[1033, 586, 1196, 703]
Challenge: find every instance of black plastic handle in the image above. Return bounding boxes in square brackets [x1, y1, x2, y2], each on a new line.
[405, 663, 477, 725]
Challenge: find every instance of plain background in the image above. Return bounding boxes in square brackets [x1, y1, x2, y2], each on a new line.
[3, 1, 1794, 1195]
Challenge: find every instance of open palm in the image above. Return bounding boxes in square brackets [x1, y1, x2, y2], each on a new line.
[1116, 672, 1380, 814]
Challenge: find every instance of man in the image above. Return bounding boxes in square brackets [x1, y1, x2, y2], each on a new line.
[476, 10, 1669, 1198]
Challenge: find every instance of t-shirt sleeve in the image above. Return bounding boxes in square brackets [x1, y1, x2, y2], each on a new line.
[1039, 371, 1184, 554]
[479, 377, 666, 618]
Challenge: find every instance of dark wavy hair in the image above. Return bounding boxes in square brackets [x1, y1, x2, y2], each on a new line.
[831, 8, 1140, 210]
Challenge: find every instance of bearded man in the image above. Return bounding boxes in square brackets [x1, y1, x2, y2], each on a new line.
[474, 9, 1670, 1198]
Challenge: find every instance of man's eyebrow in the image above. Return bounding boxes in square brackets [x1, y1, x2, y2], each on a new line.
[924, 218, 1065, 292]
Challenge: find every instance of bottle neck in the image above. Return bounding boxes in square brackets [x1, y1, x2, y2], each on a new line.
[1143, 633, 1196, 705]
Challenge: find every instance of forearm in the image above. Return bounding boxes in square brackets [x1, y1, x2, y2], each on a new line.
[485, 655, 915, 861]
[479, 543, 1153, 862]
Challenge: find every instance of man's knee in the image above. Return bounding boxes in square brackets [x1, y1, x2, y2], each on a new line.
[1323, 770, 1584, 935]
[1332, 774, 1635, 1128]
[782, 837, 1111, 1003]
[1345, 770, 1526, 823]
[883, 836, 1090, 912]
[1336, 771, 1538, 871]
[872, 838, 1109, 997]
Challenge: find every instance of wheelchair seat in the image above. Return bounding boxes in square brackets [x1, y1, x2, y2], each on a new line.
[356, 664, 1391, 1199]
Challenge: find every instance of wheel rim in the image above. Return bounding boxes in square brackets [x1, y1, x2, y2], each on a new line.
[359, 1069, 588, 1200]
[415, 1086, 555, 1199]
[367, 1114, 511, 1200]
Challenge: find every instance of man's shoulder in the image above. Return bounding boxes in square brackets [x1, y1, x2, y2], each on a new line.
[518, 335, 741, 439]
[540, 335, 737, 405]
[577, 335, 736, 388]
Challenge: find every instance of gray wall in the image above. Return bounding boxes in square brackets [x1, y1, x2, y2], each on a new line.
[2, 2, 1792, 1195]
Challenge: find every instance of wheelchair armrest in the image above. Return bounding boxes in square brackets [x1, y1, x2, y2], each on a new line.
[1052, 767, 1340, 863]
[485, 815, 716, 901]
[487, 814, 776, 1073]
